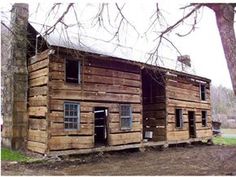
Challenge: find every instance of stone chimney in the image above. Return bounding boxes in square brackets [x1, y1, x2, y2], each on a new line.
[1, 3, 29, 150]
[177, 55, 191, 72]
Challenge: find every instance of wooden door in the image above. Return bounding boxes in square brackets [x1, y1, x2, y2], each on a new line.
[188, 111, 196, 138]
[94, 107, 108, 146]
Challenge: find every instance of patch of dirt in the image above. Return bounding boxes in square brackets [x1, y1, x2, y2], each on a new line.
[1, 145, 236, 176]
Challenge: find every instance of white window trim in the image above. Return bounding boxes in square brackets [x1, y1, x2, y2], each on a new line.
[64, 102, 80, 130]
[120, 104, 133, 130]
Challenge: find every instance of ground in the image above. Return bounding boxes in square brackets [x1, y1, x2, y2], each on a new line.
[1, 144, 236, 176]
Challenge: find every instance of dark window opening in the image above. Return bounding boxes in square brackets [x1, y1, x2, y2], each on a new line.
[120, 104, 132, 130]
[202, 111, 207, 127]
[200, 84, 206, 101]
[66, 59, 80, 83]
[175, 109, 183, 128]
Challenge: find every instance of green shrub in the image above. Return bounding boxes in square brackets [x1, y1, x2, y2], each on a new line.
[1, 148, 29, 162]
[213, 137, 236, 145]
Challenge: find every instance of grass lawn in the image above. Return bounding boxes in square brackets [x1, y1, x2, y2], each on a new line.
[221, 128, 236, 134]
[1, 148, 30, 162]
[213, 136, 236, 146]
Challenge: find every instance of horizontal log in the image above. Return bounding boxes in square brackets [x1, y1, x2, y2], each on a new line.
[28, 106, 47, 117]
[28, 129, 47, 143]
[83, 83, 141, 95]
[28, 58, 49, 72]
[29, 118, 47, 130]
[49, 80, 81, 90]
[49, 136, 94, 150]
[29, 49, 50, 65]
[83, 74, 141, 88]
[167, 122, 189, 131]
[29, 96, 47, 106]
[85, 55, 140, 74]
[50, 62, 64, 72]
[196, 129, 213, 138]
[167, 99, 210, 109]
[166, 90, 200, 102]
[167, 106, 211, 115]
[27, 141, 47, 154]
[50, 90, 141, 103]
[29, 76, 48, 87]
[50, 122, 93, 136]
[29, 68, 48, 80]
[29, 86, 48, 97]
[109, 132, 142, 146]
[167, 131, 189, 141]
[83, 66, 141, 81]
[109, 122, 142, 133]
[50, 71, 65, 81]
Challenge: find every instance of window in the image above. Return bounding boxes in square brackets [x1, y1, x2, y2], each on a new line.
[175, 109, 183, 128]
[64, 102, 80, 130]
[65, 59, 80, 83]
[202, 111, 207, 127]
[120, 104, 132, 130]
[200, 84, 206, 101]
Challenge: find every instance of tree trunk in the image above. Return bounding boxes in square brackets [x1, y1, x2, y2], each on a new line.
[207, 4, 236, 94]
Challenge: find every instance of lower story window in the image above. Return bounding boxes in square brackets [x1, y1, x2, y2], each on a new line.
[202, 111, 207, 127]
[64, 102, 80, 130]
[175, 109, 183, 128]
[120, 104, 132, 130]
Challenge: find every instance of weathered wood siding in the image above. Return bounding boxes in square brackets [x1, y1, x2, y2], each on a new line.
[142, 69, 167, 141]
[166, 73, 212, 141]
[47, 53, 142, 151]
[27, 50, 49, 154]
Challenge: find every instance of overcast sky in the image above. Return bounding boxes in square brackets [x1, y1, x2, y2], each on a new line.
[1, 1, 235, 90]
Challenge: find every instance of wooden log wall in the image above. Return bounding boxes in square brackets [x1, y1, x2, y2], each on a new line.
[166, 74, 212, 141]
[27, 50, 50, 154]
[142, 69, 167, 141]
[47, 53, 142, 151]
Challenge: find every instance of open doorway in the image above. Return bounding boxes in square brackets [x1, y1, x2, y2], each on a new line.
[188, 111, 196, 138]
[94, 107, 108, 146]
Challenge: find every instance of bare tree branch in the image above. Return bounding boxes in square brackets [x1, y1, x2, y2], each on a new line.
[43, 3, 74, 35]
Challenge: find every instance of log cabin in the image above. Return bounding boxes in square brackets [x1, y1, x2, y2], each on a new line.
[24, 22, 213, 156]
[1, 4, 212, 156]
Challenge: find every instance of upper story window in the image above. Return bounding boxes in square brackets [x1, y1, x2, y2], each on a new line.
[64, 102, 80, 130]
[175, 109, 183, 128]
[120, 104, 132, 130]
[65, 59, 80, 83]
[200, 84, 206, 101]
[201, 111, 207, 127]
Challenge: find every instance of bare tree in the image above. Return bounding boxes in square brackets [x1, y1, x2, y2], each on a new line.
[1, 3, 236, 94]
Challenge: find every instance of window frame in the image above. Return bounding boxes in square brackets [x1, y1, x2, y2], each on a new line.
[65, 58, 81, 84]
[64, 102, 80, 130]
[120, 104, 133, 130]
[201, 110, 207, 127]
[200, 83, 206, 101]
[175, 108, 183, 129]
